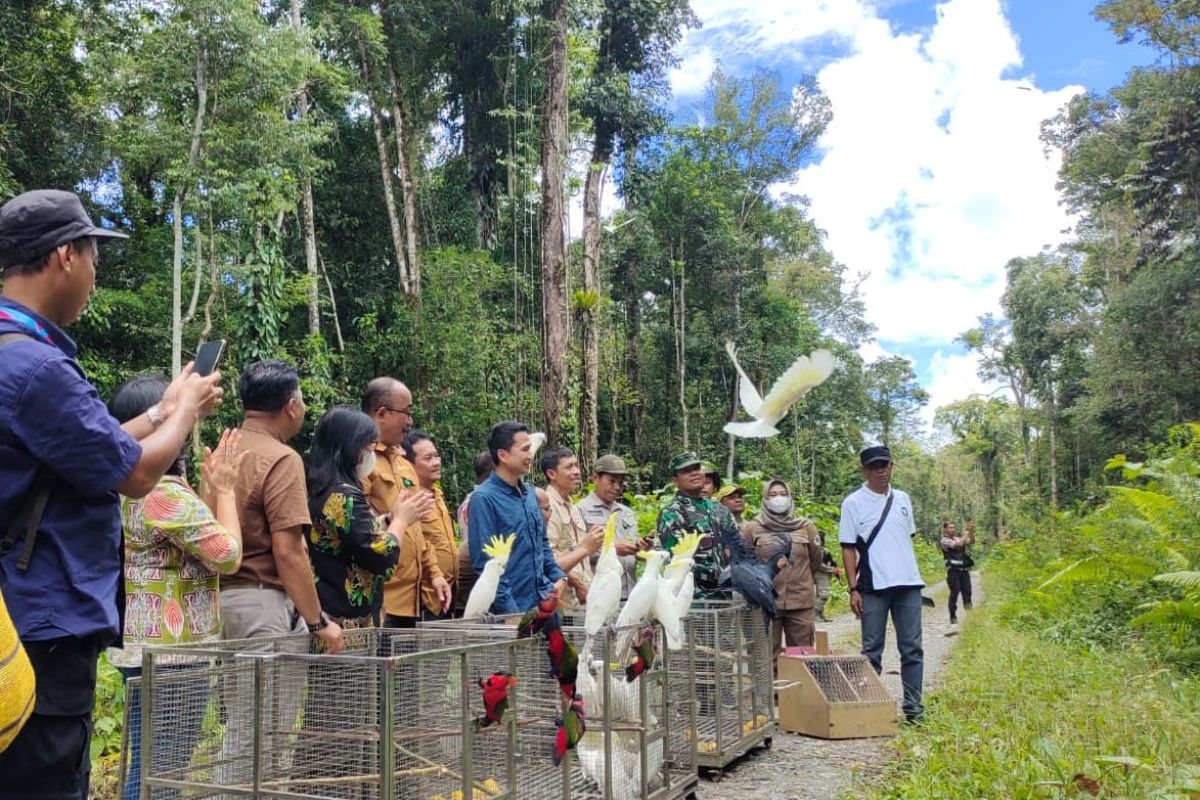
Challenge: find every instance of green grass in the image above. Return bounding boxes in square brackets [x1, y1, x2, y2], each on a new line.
[846, 572, 1200, 800]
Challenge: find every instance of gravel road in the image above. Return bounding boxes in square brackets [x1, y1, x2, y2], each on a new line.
[695, 572, 982, 800]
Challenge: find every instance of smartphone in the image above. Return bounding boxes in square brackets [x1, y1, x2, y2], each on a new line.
[193, 339, 226, 377]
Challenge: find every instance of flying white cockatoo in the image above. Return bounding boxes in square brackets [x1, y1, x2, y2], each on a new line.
[584, 513, 624, 635]
[723, 341, 837, 438]
[529, 432, 547, 459]
[462, 533, 517, 619]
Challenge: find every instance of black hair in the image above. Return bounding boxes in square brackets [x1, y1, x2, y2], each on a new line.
[704, 472, 722, 492]
[402, 430, 433, 463]
[487, 420, 529, 465]
[540, 447, 574, 478]
[109, 372, 183, 477]
[3, 236, 95, 278]
[361, 376, 400, 414]
[306, 405, 377, 502]
[473, 450, 494, 483]
[239, 360, 299, 413]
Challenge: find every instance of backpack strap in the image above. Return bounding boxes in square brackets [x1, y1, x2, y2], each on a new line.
[861, 491, 894, 552]
[0, 332, 51, 572]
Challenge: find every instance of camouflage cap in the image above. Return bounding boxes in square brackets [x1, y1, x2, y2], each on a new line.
[669, 451, 703, 473]
[593, 453, 629, 475]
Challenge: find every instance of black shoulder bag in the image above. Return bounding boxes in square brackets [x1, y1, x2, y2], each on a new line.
[0, 333, 51, 573]
[854, 492, 894, 593]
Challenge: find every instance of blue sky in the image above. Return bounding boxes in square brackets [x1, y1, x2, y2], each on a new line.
[663, 0, 1157, 431]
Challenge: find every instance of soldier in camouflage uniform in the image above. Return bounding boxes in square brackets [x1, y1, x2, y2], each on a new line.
[656, 452, 735, 597]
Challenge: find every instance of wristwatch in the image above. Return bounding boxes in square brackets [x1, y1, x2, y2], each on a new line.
[306, 612, 330, 633]
[146, 403, 164, 429]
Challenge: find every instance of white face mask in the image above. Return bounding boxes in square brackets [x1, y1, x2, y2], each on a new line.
[356, 450, 377, 482]
[765, 495, 791, 514]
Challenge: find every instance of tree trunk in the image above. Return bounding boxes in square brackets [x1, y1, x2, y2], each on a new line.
[171, 41, 208, 377]
[1047, 377, 1058, 511]
[383, 45, 421, 299]
[579, 154, 605, 470]
[539, 0, 569, 446]
[357, 36, 411, 297]
[673, 242, 689, 449]
[291, 0, 321, 335]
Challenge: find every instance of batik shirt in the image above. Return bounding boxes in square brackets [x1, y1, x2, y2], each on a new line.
[308, 483, 401, 621]
[655, 493, 735, 596]
[107, 475, 241, 668]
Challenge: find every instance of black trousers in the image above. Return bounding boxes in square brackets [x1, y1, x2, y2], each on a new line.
[0, 635, 105, 800]
[947, 567, 973, 616]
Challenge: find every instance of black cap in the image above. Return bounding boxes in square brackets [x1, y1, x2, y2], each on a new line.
[0, 190, 127, 268]
[860, 445, 892, 466]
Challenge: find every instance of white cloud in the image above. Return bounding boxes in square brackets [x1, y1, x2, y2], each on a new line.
[673, 0, 1081, 431]
[921, 349, 1007, 430]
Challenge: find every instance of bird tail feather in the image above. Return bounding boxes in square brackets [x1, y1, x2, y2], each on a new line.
[722, 419, 780, 438]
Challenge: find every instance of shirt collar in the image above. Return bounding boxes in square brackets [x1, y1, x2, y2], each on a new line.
[0, 296, 77, 357]
[861, 482, 891, 498]
[486, 471, 526, 497]
[241, 417, 287, 442]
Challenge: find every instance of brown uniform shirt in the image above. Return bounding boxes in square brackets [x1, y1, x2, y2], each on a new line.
[418, 486, 457, 616]
[741, 518, 823, 611]
[225, 418, 311, 590]
[546, 485, 592, 611]
[362, 443, 443, 619]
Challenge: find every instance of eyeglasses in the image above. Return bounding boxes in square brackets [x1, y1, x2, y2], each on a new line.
[382, 406, 414, 418]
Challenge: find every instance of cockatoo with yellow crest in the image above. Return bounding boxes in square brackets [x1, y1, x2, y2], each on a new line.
[662, 531, 703, 621]
[584, 513, 624, 635]
[723, 341, 837, 438]
[463, 534, 517, 619]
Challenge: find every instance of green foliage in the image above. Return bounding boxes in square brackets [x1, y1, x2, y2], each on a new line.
[92, 656, 125, 762]
[852, 577, 1200, 800]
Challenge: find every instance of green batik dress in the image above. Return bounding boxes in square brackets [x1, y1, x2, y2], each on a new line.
[308, 483, 401, 623]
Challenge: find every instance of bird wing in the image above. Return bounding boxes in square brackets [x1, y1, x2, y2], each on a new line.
[529, 432, 547, 458]
[757, 349, 837, 423]
[724, 341, 763, 418]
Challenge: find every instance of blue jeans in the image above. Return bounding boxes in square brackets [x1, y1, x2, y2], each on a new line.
[860, 588, 924, 719]
[119, 665, 210, 800]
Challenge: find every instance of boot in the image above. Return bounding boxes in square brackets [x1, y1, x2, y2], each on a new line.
[949, 613, 958, 624]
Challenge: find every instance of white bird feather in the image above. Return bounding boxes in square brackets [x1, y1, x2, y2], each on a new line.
[723, 341, 837, 438]
[584, 514, 624, 635]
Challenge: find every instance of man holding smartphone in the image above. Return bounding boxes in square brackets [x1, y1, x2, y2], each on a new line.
[0, 190, 223, 800]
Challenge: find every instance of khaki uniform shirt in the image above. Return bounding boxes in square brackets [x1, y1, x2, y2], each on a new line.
[546, 486, 592, 610]
[575, 493, 640, 598]
[741, 517, 822, 611]
[225, 418, 311, 591]
[418, 486, 457, 616]
[363, 444, 444, 619]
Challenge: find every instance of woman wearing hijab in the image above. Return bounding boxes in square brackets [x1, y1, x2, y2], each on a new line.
[740, 479, 824, 659]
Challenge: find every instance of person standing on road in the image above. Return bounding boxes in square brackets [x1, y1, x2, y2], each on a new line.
[839, 445, 925, 724]
[714, 483, 747, 523]
[741, 479, 823, 658]
[576, 454, 645, 599]
[541, 448, 603, 612]
[656, 452, 735, 598]
[813, 530, 842, 622]
[940, 519, 975, 624]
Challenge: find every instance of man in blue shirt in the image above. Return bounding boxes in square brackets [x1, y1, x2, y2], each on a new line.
[468, 421, 566, 614]
[0, 189, 222, 800]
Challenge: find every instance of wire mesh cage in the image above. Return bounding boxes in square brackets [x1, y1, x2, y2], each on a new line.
[682, 598, 775, 770]
[776, 654, 898, 739]
[139, 628, 525, 799]
[420, 616, 698, 800]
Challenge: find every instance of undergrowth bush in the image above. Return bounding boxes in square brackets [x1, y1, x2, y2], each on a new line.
[852, 574, 1200, 800]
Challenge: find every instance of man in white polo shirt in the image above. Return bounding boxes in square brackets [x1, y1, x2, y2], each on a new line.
[839, 445, 925, 723]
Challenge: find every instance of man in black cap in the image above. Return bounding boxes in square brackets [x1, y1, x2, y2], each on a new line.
[655, 452, 735, 596]
[838, 445, 926, 723]
[0, 189, 223, 799]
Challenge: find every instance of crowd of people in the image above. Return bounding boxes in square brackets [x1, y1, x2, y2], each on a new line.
[0, 189, 972, 798]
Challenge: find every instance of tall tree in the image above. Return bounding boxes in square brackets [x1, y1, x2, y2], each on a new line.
[291, 0, 322, 335]
[865, 355, 929, 446]
[539, 0, 569, 444]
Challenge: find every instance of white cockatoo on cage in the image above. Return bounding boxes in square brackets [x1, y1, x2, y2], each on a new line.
[615, 550, 667, 629]
[723, 341, 837, 438]
[461, 533, 516, 619]
[658, 531, 703, 646]
[661, 532, 702, 596]
[584, 514, 624, 635]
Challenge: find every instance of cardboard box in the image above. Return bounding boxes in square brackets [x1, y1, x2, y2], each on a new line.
[776, 655, 898, 739]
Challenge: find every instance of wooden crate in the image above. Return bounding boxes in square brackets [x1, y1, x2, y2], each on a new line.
[776, 655, 898, 739]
